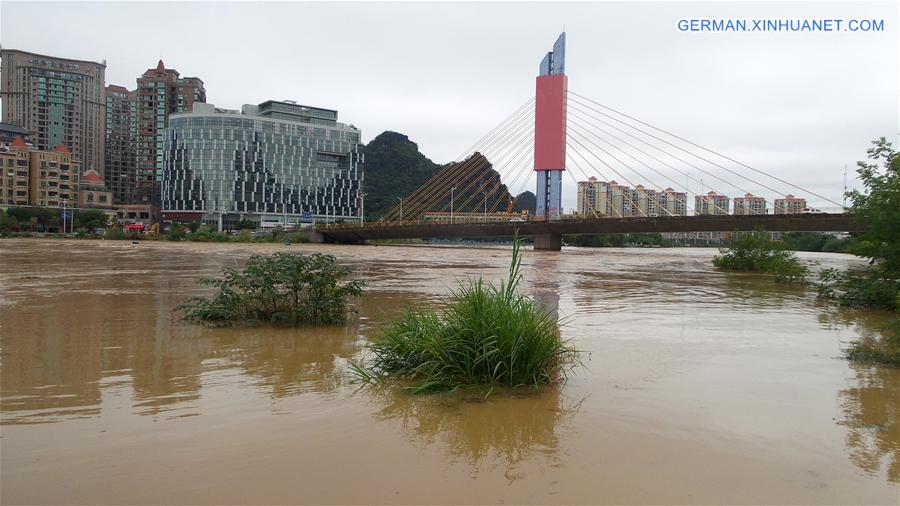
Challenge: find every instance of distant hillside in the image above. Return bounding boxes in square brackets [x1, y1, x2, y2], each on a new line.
[362, 132, 442, 220]
[362, 131, 536, 220]
[513, 191, 536, 213]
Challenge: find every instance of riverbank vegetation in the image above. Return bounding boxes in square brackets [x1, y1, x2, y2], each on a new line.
[0, 207, 110, 234]
[782, 232, 853, 253]
[353, 235, 578, 393]
[179, 252, 364, 326]
[817, 137, 900, 366]
[712, 228, 809, 283]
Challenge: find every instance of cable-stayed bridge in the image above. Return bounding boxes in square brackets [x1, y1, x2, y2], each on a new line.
[319, 33, 860, 250]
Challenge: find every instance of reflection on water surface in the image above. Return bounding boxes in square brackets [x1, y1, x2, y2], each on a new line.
[1, 240, 897, 504]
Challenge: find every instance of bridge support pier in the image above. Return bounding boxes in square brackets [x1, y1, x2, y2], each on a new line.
[533, 233, 562, 251]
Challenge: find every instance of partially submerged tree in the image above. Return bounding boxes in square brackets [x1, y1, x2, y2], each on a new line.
[712, 227, 808, 283]
[179, 252, 364, 325]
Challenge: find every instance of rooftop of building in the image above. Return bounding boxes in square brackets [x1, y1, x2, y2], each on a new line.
[171, 101, 359, 132]
[0, 123, 31, 137]
[257, 99, 338, 116]
[106, 84, 131, 94]
[0, 48, 106, 67]
[81, 169, 104, 185]
[9, 136, 29, 148]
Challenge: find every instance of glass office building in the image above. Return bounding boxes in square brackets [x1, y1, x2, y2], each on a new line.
[161, 100, 363, 229]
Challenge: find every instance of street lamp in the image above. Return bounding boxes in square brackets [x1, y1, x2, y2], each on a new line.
[450, 187, 457, 224]
[61, 198, 68, 235]
[359, 192, 367, 225]
[397, 197, 403, 222]
[483, 191, 488, 223]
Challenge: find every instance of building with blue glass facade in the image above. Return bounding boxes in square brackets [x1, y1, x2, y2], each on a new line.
[161, 100, 363, 230]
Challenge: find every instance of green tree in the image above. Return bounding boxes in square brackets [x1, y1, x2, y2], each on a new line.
[713, 227, 808, 283]
[74, 209, 109, 232]
[816, 137, 900, 366]
[846, 137, 900, 277]
[0, 210, 19, 233]
[235, 219, 256, 230]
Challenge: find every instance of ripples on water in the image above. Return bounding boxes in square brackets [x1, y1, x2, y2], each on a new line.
[0, 239, 897, 504]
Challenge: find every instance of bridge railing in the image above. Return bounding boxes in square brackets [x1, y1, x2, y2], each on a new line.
[316, 211, 848, 231]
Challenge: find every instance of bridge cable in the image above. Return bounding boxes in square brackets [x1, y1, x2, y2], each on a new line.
[434, 125, 535, 216]
[568, 116, 726, 215]
[450, 97, 535, 163]
[381, 108, 535, 221]
[566, 106, 730, 202]
[567, 100, 752, 196]
[493, 154, 536, 215]
[415, 113, 535, 218]
[564, 146, 646, 217]
[395, 113, 535, 222]
[569, 91, 843, 207]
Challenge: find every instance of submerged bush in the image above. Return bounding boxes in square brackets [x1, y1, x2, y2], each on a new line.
[103, 227, 127, 240]
[353, 235, 578, 393]
[179, 252, 364, 325]
[712, 228, 808, 283]
[817, 268, 900, 311]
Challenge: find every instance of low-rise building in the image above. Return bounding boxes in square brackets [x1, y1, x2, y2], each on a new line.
[1, 136, 32, 206]
[78, 169, 114, 209]
[0, 136, 114, 210]
[0, 122, 32, 148]
[28, 144, 81, 208]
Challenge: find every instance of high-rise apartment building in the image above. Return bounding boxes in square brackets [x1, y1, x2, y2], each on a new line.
[695, 191, 730, 215]
[162, 100, 362, 230]
[733, 193, 767, 215]
[576, 178, 688, 218]
[657, 188, 687, 216]
[774, 194, 807, 214]
[576, 177, 603, 216]
[631, 185, 659, 217]
[1, 49, 106, 175]
[134, 60, 205, 205]
[104, 85, 137, 204]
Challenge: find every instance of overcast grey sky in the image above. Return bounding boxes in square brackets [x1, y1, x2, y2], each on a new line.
[2, 1, 897, 210]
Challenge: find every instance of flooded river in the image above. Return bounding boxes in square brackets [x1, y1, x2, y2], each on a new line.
[1, 239, 897, 504]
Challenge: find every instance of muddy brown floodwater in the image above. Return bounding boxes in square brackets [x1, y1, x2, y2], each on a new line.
[1, 239, 898, 504]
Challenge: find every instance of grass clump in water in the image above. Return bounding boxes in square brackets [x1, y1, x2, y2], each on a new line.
[353, 235, 578, 393]
[179, 252, 364, 326]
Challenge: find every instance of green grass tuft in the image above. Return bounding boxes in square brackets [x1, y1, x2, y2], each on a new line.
[354, 234, 578, 393]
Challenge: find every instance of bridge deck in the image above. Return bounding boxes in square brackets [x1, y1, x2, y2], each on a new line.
[320, 213, 863, 243]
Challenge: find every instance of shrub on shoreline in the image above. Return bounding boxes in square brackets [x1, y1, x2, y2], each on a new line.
[353, 235, 578, 393]
[819, 137, 900, 367]
[179, 252, 364, 326]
